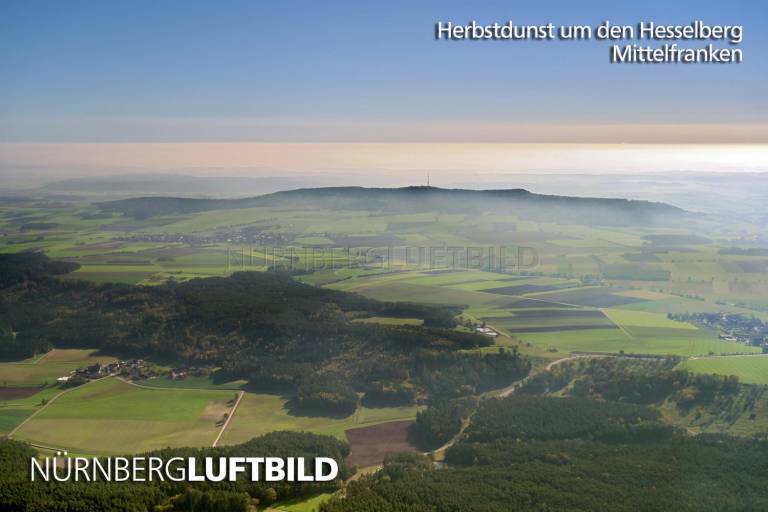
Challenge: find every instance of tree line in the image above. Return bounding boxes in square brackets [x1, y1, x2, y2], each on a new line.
[0, 253, 529, 412]
[0, 431, 350, 512]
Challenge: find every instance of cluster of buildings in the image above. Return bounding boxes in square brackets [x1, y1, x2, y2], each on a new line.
[56, 359, 145, 384]
[169, 367, 191, 380]
[113, 229, 292, 247]
[717, 331, 768, 348]
[672, 312, 768, 351]
[55, 360, 204, 385]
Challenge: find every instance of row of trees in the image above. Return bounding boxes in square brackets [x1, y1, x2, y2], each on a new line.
[0, 431, 350, 512]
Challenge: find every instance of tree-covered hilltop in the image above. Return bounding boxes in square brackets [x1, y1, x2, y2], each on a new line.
[0, 252, 80, 289]
[323, 396, 768, 512]
[458, 395, 674, 445]
[0, 431, 350, 512]
[0, 254, 530, 408]
[516, 356, 768, 436]
[98, 186, 687, 226]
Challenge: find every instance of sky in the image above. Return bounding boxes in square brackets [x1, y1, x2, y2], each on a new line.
[0, 1, 766, 177]
[1, 0, 766, 142]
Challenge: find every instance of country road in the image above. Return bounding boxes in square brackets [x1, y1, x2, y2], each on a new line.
[212, 391, 244, 447]
[429, 354, 590, 456]
[498, 354, 594, 398]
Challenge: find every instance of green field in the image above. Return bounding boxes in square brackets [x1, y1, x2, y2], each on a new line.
[0, 349, 116, 387]
[517, 328, 757, 356]
[134, 375, 248, 390]
[12, 378, 235, 454]
[0, 349, 119, 435]
[682, 356, 768, 385]
[5, 198, 768, 312]
[3, 194, 768, 455]
[326, 270, 760, 357]
[0, 408, 35, 436]
[0, 387, 64, 436]
[275, 493, 335, 512]
[220, 392, 420, 445]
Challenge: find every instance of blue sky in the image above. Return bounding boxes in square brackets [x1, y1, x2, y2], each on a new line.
[0, 0, 766, 142]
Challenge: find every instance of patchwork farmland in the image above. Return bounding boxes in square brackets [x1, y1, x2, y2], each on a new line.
[328, 270, 761, 357]
[3, 191, 768, 467]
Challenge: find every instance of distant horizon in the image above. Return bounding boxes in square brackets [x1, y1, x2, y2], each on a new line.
[1, 143, 767, 185]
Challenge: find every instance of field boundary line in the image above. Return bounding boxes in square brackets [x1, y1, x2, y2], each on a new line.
[500, 293, 589, 309]
[24, 441, 70, 453]
[5, 376, 109, 439]
[212, 391, 244, 447]
[601, 309, 634, 339]
[117, 376, 239, 393]
[689, 353, 768, 361]
[119, 378, 245, 448]
[32, 349, 54, 365]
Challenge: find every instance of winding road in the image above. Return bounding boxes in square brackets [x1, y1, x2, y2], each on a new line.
[429, 354, 591, 456]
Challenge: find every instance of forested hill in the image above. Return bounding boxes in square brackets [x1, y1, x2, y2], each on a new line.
[324, 397, 768, 512]
[0, 254, 530, 411]
[98, 186, 686, 225]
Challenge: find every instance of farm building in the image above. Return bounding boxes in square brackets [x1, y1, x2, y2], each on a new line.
[476, 326, 500, 337]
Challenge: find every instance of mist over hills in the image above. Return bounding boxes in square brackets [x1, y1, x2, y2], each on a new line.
[98, 186, 687, 226]
[26, 171, 768, 218]
[40, 173, 337, 197]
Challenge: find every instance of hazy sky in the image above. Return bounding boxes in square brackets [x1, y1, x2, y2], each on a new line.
[3, 144, 768, 182]
[1, 0, 766, 144]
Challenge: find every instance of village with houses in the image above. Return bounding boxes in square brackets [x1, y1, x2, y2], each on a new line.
[55, 358, 202, 387]
[56, 359, 147, 385]
[670, 312, 768, 353]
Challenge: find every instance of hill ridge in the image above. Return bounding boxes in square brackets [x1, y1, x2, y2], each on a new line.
[97, 186, 687, 226]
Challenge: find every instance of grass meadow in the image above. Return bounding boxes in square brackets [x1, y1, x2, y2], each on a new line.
[682, 356, 768, 385]
[0, 349, 115, 387]
[12, 378, 235, 454]
[219, 393, 421, 445]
